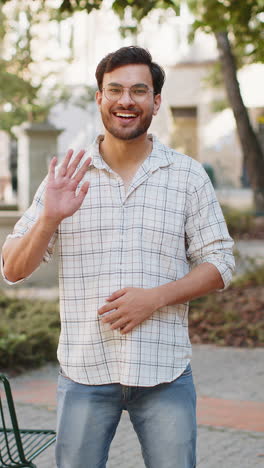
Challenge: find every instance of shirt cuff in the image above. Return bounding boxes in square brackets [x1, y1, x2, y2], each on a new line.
[209, 260, 234, 290]
[199, 255, 235, 290]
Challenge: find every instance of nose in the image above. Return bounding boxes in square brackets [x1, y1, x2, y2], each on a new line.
[117, 88, 135, 105]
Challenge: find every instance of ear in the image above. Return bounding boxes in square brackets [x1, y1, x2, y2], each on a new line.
[96, 90, 102, 107]
[153, 94, 161, 116]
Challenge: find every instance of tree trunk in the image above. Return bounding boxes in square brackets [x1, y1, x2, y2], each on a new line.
[215, 31, 264, 214]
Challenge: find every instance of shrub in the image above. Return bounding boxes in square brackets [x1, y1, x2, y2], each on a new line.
[189, 265, 264, 347]
[221, 205, 254, 237]
[0, 293, 60, 372]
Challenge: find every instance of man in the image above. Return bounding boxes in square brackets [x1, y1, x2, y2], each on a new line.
[1, 46, 235, 468]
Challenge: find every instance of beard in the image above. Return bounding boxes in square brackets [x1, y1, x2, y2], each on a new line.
[100, 107, 154, 141]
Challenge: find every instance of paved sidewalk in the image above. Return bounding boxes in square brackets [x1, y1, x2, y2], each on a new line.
[2, 345, 264, 468]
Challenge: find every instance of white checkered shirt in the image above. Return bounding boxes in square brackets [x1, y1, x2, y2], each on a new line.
[2, 135, 235, 386]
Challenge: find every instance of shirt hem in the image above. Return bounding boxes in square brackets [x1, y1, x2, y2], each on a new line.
[59, 358, 192, 387]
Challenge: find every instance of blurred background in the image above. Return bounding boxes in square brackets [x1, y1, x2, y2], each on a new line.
[0, 0, 263, 397]
[0, 0, 263, 289]
[0, 7, 263, 466]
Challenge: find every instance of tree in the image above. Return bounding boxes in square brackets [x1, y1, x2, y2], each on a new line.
[111, 0, 264, 213]
[0, 0, 94, 134]
[214, 30, 264, 214]
[0, 2, 55, 133]
[187, 0, 264, 213]
[1, 0, 263, 212]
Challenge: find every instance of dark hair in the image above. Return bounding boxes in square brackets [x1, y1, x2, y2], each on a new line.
[95, 46, 165, 95]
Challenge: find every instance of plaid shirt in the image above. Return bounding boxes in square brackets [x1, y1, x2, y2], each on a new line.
[2, 135, 234, 386]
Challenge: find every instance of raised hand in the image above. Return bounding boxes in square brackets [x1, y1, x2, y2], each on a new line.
[43, 149, 91, 225]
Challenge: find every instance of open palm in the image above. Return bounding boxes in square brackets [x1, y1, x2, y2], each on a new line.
[43, 149, 91, 223]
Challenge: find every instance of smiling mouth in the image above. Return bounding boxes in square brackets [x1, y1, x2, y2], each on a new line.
[113, 112, 138, 119]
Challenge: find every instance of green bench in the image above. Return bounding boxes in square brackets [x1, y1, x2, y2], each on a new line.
[0, 373, 56, 468]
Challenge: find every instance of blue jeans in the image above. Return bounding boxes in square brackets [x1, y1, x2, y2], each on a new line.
[55, 364, 196, 468]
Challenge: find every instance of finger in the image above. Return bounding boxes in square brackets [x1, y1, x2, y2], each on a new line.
[47, 157, 57, 182]
[98, 299, 120, 315]
[67, 150, 86, 178]
[75, 182, 90, 209]
[110, 318, 129, 330]
[106, 288, 127, 302]
[120, 322, 134, 334]
[101, 310, 121, 323]
[58, 149, 74, 177]
[76, 180, 90, 196]
[73, 157, 92, 185]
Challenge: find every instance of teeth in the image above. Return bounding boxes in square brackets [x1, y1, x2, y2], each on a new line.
[115, 113, 137, 118]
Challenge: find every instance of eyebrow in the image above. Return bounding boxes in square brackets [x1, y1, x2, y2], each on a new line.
[106, 82, 149, 88]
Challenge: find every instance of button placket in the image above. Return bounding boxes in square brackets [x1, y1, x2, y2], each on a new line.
[119, 203, 126, 279]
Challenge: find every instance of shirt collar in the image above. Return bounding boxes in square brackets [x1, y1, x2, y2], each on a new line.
[88, 134, 175, 173]
[89, 135, 109, 170]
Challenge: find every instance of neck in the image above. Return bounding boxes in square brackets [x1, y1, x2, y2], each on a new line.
[100, 132, 153, 171]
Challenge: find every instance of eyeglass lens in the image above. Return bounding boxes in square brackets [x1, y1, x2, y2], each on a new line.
[104, 84, 152, 101]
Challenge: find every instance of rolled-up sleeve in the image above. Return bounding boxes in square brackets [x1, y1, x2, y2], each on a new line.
[1, 177, 58, 285]
[185, 172, 235, 289]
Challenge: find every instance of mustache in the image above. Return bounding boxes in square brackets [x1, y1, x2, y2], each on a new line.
[112, 106, 140, 113]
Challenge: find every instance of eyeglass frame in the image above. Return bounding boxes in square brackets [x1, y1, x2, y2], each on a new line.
[101, 83, 157, 102]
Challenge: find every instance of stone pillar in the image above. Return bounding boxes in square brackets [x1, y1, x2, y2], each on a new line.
[0, 130, 12, 202]
[13, 121, 63, 211]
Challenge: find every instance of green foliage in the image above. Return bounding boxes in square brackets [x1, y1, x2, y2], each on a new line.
[112, 0, 180, 23]
[0, 0, 96, 133]
[221, 205, 255, 238]
[0, 2, 46, 131]
[59, 0, 103, 14]
[232, 264, 264, 288]
[0, 1, 91, 133]
[15, 0, 262, 69]
[41, 0, 179, 21]
[0, 64, 50, 132]
[0, 294, 60, 371]
[189, 0, 264, 65]
[1, 0, 263, 69]
[0, 4, 49, 131]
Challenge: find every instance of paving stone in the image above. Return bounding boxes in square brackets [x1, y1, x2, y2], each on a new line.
[3, 345, 264, 467]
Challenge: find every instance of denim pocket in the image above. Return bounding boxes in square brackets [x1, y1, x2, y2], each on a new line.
[181, 362, 192, 377]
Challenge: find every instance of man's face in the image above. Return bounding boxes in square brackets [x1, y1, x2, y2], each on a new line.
[96, 64, 161, 141]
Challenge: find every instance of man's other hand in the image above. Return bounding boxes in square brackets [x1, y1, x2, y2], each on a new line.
[98, 287, 162, 334]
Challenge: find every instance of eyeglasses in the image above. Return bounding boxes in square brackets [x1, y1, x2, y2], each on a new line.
[102, 84, 155, 102]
